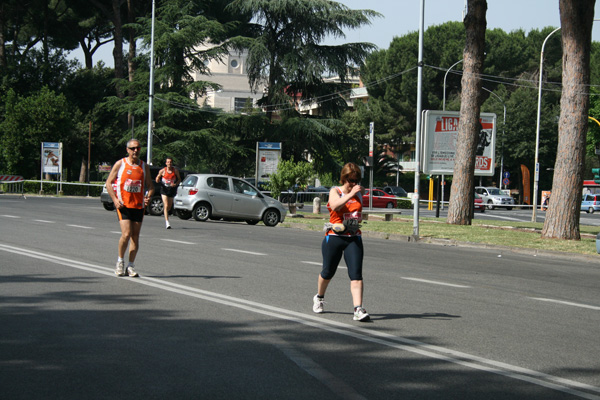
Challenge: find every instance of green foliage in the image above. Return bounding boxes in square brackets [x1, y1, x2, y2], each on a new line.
[267, 158, 315, 199]
[228, 0, 380, 120]
[0, 87, 75, 178]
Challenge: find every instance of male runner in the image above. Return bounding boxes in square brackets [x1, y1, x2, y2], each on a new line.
[105, 139, 154, 277]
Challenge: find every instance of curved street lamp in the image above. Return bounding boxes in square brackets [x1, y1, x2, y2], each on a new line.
[443, 59, 463, 111]
[532, 27, 561, 222]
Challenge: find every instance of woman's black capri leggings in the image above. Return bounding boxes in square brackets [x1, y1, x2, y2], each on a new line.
[320, 235, 364, 280]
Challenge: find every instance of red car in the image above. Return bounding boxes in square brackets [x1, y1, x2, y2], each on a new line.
[474, 193, 485, 212]
[362, 188, 397, 209]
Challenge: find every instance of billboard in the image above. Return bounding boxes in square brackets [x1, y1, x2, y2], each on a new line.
[255, 142, 281, 182]
[422, 110, 496, 176]
[42, 142, 62, 175]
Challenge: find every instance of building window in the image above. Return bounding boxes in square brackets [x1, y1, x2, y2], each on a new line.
[234, 97, 252, 113]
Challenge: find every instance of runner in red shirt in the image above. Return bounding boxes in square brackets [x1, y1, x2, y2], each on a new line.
[312, 162, 370, 321]
[156, 157, 181, 229]
[105, 139, 154, 277]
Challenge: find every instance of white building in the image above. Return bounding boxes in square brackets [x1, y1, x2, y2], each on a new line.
[194, 49, 263, 113]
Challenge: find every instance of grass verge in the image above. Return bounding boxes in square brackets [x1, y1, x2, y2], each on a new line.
[280, 211, 600, 257]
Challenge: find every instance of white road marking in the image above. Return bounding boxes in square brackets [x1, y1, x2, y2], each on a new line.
[161, 239, 195, 245]
[222, 248, 267, 256]
[401, 277, 471, 288]
[1, 215, 20, 218]
[1, 243, 599, 399]
[34, 220, 55, 223]
[302, 261, 321, 265]
[66, 224, 94, 229]
[301, 261, 346, 269]
[529, 297, 600, 311]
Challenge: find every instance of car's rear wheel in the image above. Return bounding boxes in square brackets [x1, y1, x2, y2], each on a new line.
[103, 202, 115, 211]
[386, 202, 394, 208]
[193, 203, 211, 221]
[175, 209, 192, 220]
[148, 197, 164, 216]
[506, 207, 512, 211]
[262, 209, 281, 227]
[246, 220, 259, 225]
[487, 200, 494, 210]
[589, 207, 595, 214]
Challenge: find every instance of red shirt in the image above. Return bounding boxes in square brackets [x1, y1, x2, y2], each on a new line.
[326, 187, 362, 236]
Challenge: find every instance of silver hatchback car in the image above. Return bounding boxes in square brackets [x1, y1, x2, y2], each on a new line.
[173, 174, 287, 226]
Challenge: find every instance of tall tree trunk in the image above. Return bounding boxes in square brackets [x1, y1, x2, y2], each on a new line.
[447, 0, 487, 225]
[542, 0, 595, 240]
[79, 156, 87, 183]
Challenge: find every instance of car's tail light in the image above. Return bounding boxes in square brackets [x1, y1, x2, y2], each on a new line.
[189, 189, 199, 195]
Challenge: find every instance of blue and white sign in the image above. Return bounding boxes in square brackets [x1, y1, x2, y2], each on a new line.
[256, 142, 282, 182]
[503, 171, 510, 179]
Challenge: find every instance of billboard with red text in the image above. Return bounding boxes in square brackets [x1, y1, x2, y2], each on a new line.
[422, 110, 496, 176]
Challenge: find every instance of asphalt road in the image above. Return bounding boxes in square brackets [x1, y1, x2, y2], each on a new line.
[1, 195, 599, 399]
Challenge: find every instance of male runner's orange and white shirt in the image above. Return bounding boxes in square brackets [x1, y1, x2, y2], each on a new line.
[326, 187, 362, 236]
[161, 169, 176, 186]
[115, 158, 146, 209]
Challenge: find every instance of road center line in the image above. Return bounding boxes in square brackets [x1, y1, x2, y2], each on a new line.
[222, 248, 267, 256]
[401, 277, 471, 288]
[529, 297, 600, 311]
[161, 239, 195, 245]
[34, 219, 55, 223]
[66, 224, 94, 229]
[1, 215, 20, 218]
[302, 261, 346, 269]
[1, 243, 598, 399]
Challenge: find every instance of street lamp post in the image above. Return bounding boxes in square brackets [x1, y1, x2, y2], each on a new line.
[443, 59, 463, 111]
[482, 87, 506, 190]
[532, 27, 560, 222]
[146, 0, 156, 165]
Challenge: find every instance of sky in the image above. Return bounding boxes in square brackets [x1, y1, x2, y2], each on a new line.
[72, 0, 600, 68]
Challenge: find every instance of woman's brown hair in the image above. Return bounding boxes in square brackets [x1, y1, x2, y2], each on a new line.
[339, 162, 362, 184]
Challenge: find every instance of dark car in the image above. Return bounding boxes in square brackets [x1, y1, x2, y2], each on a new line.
[101, 165, 193, 216]
[383, 186, 408, 197]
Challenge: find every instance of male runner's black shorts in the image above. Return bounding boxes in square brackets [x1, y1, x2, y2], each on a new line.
[160, 185, 177, 197]
[117, 207, 144, 222]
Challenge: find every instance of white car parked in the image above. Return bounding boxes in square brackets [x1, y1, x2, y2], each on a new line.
[474, 186, 514, 210]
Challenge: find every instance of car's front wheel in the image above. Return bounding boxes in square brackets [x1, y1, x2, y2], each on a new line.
[506, 207, 513, 211]
[193, 203, 211, 221]
[588, 207, 595, 214]
[487, 200, 495, 210]
[262, 209, 281, 227]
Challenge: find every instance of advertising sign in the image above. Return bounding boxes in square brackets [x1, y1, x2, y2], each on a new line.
[422, 110, 496, 176]
[256, 142, 282, 182]
[42, 142, 62, 175]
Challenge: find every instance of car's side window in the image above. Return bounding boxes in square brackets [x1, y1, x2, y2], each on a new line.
[182, 176, 197, 187]
[233, 179, 257, 196]
[207, 177, 230, 191]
